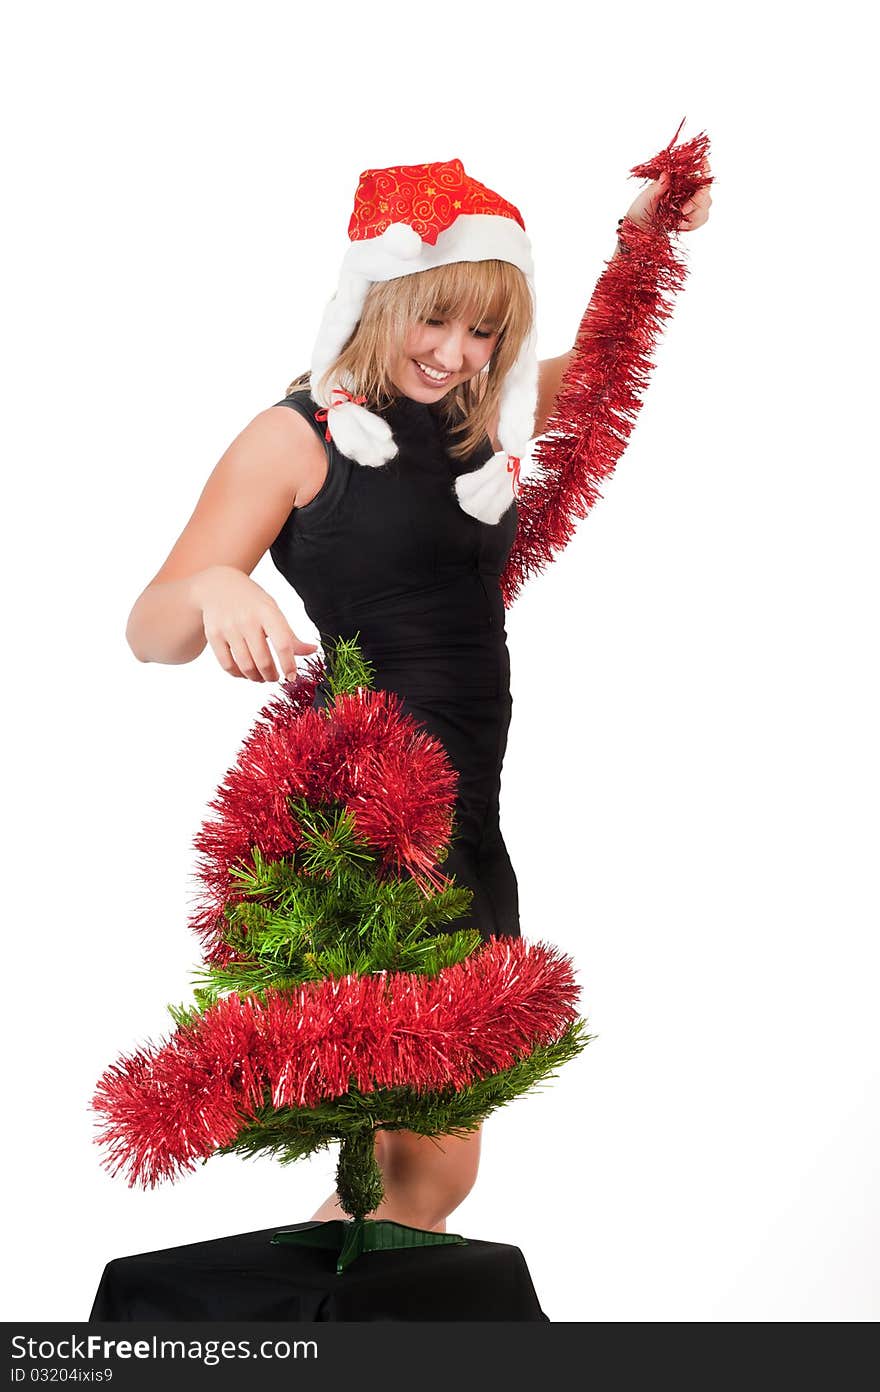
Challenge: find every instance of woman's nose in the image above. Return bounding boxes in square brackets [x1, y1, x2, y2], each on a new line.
[434, 326, 466, 371]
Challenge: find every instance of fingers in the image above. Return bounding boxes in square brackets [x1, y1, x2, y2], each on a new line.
[224, 621, 320, 684]
[267, 616, 319, 683]
[206, 635, 247, 680]
[228, 627, 319, 683]
[682, 186, 712, 215]
[677, 209, 709, 231]
[678, 178, 712, 230]
[206, 627, 314, 683]
[240, 626, 285, 683]
[225, 631, 268, 682]
[199, 576, 321, 684]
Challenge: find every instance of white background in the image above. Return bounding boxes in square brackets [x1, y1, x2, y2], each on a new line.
[3, 0, 877, 1323]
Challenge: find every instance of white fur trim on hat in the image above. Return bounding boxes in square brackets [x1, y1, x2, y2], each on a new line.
[342, 214, 534, 282]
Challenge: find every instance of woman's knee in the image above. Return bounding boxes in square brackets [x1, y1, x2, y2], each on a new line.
[377, 1126, 482, 1209]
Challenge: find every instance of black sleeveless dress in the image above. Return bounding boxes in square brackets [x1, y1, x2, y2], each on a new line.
[268, 387, 520, 941]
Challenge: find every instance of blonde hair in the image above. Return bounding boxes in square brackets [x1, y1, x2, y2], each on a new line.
[285, 259, 534, 461]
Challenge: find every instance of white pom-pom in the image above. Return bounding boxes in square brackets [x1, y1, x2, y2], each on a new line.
[379, 222, 423, 260]
[326, 401, 399, 468]
[453, 452, 516, 525]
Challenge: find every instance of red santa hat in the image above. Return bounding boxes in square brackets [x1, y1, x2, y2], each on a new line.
[309, 158, 538, 525]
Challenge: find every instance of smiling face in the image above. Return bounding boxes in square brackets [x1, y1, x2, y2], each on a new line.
[390, 311, 502, 401]
[317, 258, 534, 461]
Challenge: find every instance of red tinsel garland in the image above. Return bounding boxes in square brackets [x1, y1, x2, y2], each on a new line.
[500, 119, 713, 607]
[92, 937, 581, 1188]
[188, 665, 461, 964]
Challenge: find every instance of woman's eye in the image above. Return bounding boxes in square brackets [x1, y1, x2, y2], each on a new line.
[423, 318, 494, 338]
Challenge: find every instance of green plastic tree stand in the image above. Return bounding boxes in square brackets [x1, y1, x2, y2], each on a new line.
[270, 1127, 467, 1273]
[271, 1217, 467, 1275]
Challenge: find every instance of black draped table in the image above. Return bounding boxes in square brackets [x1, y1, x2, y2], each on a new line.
[89, 1220, 549, 1322]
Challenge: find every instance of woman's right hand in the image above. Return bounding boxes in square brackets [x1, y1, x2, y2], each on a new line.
[192, 565, 318, 682]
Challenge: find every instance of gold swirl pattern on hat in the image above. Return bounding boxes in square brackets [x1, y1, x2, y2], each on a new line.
[348, 158, 525, 246]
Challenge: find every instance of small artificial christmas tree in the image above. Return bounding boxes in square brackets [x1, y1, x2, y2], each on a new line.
[92, 637, 591, 1271]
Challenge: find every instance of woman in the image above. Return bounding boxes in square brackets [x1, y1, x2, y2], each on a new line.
[125, 154, 711, 1236]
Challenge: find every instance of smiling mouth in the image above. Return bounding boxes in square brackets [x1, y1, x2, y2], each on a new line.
[413, 360, 453, 384]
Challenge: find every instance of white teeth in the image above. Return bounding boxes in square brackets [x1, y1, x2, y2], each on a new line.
[415, 361, 451, 381]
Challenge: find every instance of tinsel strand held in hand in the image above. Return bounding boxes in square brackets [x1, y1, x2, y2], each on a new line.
[92, 936, 581, 1188]
[500, 118, 713, 607]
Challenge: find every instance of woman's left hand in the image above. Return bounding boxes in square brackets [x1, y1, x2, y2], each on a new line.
[625, 155, 713, 232]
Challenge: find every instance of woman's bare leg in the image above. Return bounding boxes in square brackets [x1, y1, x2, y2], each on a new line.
[309, 1125, 482, 1232]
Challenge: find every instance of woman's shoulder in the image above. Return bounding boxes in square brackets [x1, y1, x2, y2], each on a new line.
[263, 389, 331, 510]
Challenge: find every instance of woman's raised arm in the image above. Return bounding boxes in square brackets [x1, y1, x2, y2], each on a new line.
[499, 132, 713, 607]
